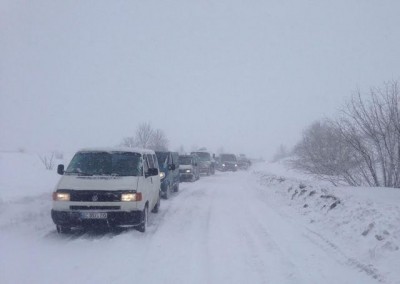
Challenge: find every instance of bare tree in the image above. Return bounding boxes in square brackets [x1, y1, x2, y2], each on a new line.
[150, 129, 169, 151]
[337, 81, 400, 187]
[292, 80, 400, 188]
[291, 120, 362, 186]
[121, 122, 169, 151]
[135, 122, 154, 149]
[120, 136, 135, 148]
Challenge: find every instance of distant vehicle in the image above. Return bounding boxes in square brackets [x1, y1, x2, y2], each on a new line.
[191, 149, 215, 175]
[237, 154, 251, 170]
[179, 154, 200, 182]
[156, 151, 180, 199]
[218, 153, 238, 172]
[52, 147, 161, 233]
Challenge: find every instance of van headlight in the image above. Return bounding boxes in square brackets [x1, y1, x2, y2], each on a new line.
[121, 192, 142, 202]
[52, 192, 70, 201]
[186, 169, 191, 173]
[160, 172, 166, 179]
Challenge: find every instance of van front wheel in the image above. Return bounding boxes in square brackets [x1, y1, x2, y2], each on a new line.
[136, 206, 148, 233]
[163, 186, 170, 199]
[152, 196, 160, 213]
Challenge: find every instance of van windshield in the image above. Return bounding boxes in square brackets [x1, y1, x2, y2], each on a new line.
[179, 156, 192, 165]
[192, 152, 210, 161]
[66, 151, 143, 176]
[220, 154, 237, 162]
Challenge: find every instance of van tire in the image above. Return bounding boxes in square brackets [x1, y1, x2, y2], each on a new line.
[137, 206, 148, 233]
[152, 196, 160, 213]
[163, 185, 170, 199]
[56, 225, 71, 234]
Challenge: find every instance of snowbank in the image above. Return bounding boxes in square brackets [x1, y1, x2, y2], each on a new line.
[0, 152, 67, 201]
[253, 161, 400, 282]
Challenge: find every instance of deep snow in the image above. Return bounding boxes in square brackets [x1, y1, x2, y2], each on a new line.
[0, 152, 399, 283]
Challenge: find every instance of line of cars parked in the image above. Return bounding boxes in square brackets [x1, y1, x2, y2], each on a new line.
[51, 147, 218, 234]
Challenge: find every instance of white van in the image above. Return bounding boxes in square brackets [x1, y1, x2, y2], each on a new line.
[51, 147, 161, 233]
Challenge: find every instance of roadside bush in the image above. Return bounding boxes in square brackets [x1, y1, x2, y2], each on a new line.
[292, 80, 400, 188]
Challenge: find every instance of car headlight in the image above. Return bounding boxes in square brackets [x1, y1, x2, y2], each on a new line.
[222, 163, 225, 167]
[52, 192, 70, 201]
[186, 169, 191, 173]
[121, 192, 142, 202]
[160, 172, 165, 179]
[235, 164, 238, 167]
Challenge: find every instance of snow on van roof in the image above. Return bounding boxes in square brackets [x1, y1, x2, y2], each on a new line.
[77, 147, 155, 154]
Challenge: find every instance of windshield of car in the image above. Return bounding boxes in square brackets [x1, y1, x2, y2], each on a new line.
[66, 151, 142, 176]
[220, 154, 237, 162]
[179, 156, 192, 165]
[192, 152, 210, 161]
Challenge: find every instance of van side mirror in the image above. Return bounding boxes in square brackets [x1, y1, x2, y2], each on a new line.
[169, 164, 176, 171]
[146, 168, 159, 177]
[57, 164, 64, 175]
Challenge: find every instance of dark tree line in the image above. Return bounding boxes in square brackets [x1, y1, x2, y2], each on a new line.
[292, 81, 400, 188]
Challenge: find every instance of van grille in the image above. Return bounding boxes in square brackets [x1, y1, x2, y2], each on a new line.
[57, 190, 133, 202]
[70, 206, 120, 210]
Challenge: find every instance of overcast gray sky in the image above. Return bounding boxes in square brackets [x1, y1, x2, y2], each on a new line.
[1, 0, 399, 159]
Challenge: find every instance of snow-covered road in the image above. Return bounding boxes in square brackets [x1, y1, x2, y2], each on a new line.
[0, 169, 381, 284]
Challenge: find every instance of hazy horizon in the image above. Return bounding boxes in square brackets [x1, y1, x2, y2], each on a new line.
[1, 0, 399, 159]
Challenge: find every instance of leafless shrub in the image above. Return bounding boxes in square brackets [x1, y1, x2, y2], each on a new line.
[291, 120, 361, 186]
[150, 129, 169, 151]
[39, 152, 55, 170]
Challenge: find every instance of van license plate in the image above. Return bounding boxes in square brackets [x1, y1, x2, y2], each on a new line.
[81, 212, 107, 219]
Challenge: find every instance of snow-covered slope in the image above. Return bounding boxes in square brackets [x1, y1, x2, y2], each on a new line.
[253, 160, 400, 283]
[0, 153, 399, 283]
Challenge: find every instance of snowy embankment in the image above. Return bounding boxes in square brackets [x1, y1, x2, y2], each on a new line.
[253, 161, 400, 282]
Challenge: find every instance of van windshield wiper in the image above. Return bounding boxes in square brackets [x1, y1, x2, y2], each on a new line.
[64, 171, 93, 176]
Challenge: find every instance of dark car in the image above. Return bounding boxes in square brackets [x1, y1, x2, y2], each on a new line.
[155, 151, 180, 199]
[191, 150, 215, 175]
[218, 153, 238, 172]
[178, 154, 200, 182]
[237, 154, 251, 170]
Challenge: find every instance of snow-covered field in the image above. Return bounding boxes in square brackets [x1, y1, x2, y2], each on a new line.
[0, 152, 399, 284]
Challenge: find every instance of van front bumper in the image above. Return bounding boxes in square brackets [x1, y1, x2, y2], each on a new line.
[51, 209, 142, 228]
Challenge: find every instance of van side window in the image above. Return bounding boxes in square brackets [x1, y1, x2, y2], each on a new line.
[147, 154, 155, 169]
[143, 155, 149, 173]
[152, 154, 159, 169]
